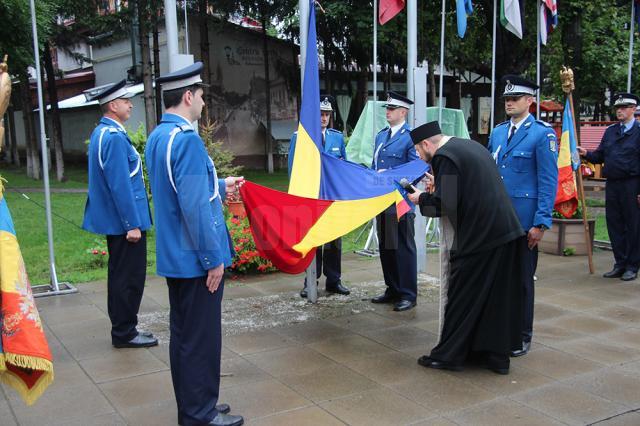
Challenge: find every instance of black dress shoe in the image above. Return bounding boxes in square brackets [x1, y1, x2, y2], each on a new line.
[326, 282, 351, 295]
[137, 330, 154, 338]
[417, 355, 463, 371]
[510, 341, 531, 357]
[393, 299, 416, 311]
[300, 281, 319, 298]
[603, 267, 625, 278]
[371, 293, 397, 304]
[112, 334, 158, 348]
[208, 413, 244, 426]
[178, 405, 231, 425]
[621, 270, 638, 281]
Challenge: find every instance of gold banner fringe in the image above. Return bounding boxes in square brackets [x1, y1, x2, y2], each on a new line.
[0, 354, 54, 406]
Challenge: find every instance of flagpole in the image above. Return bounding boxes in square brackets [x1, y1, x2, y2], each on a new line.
[490, 0, 497, 130]
[298, 0, 318, 303]
[628, 0, 635, 92]
[561, 67, 594, 274]
[438, 0, 446, 124]
[373, 0, 378, 142]
[407, 0, 417, 125]
[536, 1, 541, 118]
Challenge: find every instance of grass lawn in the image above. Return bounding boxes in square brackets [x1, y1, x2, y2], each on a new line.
[1, 164, 88, 189]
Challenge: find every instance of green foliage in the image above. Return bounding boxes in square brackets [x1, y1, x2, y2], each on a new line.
[226, 216, 277, 274]
[86, 237, 108, 268]
[553, 205, 584, 219]
[127, 123, 151, 197]
[200, 119, 243, 177]
[563, 247, 576, 256]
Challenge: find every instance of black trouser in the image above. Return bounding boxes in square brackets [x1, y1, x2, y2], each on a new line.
[106, 232, 147, 344]
[606, 178, 640, 273]
[376, 207, 417, 302]
[167, 276, 224, 426]
[304, 238, 342, 288]
[521, 243, 538, 344]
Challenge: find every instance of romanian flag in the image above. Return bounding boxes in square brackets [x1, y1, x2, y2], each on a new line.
[540, 0, 558, 46]
[555, 98, 579, 218]
[241, 1, 428, 273]
[0, 183, 54, 405]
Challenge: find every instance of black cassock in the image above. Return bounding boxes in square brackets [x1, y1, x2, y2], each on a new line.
[418, 137, 525, 366]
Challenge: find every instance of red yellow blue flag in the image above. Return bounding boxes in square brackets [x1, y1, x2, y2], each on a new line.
[554, 98, 579, 218]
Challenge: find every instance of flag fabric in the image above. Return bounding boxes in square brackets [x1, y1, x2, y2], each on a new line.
[0, 185, 54, 405]
[635, 0, 640, 28]
[554, 98, 580, 218]
[242, 0, 428, 274]
[540, 0, 558, 45]
[379, 0, 406, 25]
[500, 0, 524, 39]
[456, 0, 474, 38]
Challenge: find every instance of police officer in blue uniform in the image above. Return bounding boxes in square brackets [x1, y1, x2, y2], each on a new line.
[370, 92, 419, 312]
[578, 93, 640, 282]
[145, 62, 244, 426]
[288, 96, 350, 298]
[488, 75, 558, 357]
[82, 80, 157, 349]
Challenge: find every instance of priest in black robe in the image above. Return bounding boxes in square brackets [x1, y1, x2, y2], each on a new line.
[406, 121, 525, 374]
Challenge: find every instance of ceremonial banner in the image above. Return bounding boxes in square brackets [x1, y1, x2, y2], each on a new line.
[540, 0, 558, 45]
[456, 0, 474, 38]
[0, 185, 54, 405]
[500, 0, 524, 39]
[379, 0, 405, 25]
[554, 98, 579, 218]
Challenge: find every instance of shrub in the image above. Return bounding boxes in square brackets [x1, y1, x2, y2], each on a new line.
[86, 238, 108, 268]
[200, 119, 243, 177]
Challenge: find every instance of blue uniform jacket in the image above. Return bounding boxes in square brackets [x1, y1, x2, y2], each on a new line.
[371, 123, 419, 171]
[584, 121, 640, 180]
[145, 113, 234, 278]
[488, 114, 559, 231]
[288, 127, 347, 174]
[82, 117, 151, 235]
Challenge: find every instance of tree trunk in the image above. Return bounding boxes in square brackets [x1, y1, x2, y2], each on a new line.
[199, 0, 212, 120]
[152, 7, 162, 123]
[428, 61, 436, 107]
[137, 0, 156, 132]
[8, 106, 20, 166]
[261, 10, 273, 173]
[20, 77, 40, 180]
[43, 41, 65, 181]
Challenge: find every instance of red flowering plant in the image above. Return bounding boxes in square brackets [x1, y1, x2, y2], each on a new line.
[226, 216, 277, 274]
[86, 238, 108, 268]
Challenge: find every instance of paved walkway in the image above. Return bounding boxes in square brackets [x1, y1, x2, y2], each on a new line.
[2, 249, 640, 425]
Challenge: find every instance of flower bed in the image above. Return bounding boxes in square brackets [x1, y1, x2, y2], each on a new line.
[226, 216, 277, 274]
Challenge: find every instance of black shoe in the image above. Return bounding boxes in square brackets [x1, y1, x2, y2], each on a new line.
[417, 355, 463, 371]
[510, 341, 531, 357]
[300, 281, 319, 298]
[137, 330, 154, 338]
[326, 282, 350, 295]
[113, 334, 158, 349]
[178, 405, 231, 425]
[208, 413, 244, 426]
[486, 353, 510, 375]
[371, 293, 397, 304]
[393, 300, 416, 312]
[621, 270, 638, 281]
[603, 267, 625, 278]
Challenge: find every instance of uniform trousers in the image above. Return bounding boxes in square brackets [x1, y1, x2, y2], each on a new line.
[606, 177, 640, 273]
[167, 276, 224, 426]
[376, 207, 417, 302]
[106, 232, 146, 344]
[304, 238, 342, 287]
[520, 244, 538, 344]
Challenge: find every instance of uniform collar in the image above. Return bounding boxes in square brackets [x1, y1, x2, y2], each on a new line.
[509, 113, 531, 133]
[389, 121, 406, 137]
[621, 118, 635, 132]
[101, 116, 126, 132]
[161, 113, 193, 128]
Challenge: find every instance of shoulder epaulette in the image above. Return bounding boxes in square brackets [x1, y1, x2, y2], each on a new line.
[535, 119, 553, 127]
[327, 128, 341, 134]
[179, 124, 194, 132]
[108, 127, 119, 134]
[607, 123, 619, 129]
[497, 120, 510, 127]
[377, 126, 390, 134]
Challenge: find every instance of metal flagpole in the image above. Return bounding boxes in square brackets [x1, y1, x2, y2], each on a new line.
[628, 0, 635, 92]
[373, 0, 378, 139]
[438, 0, 446, 124]
[29, 0, 76, 297]
[184, 0, 189, 54]
[165, 0, 180, 71]
[536, 0, 541, 118]
[490, 0, 497, 129]
[299, 0, 318, 303]
[407, 0, 417, 123]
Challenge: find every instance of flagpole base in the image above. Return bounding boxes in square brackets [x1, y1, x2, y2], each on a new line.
[32, 282, 78, 298]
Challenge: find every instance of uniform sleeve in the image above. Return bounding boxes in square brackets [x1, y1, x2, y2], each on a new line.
[172, 133, 223, 270]
[533, 129, 559, 229]
[340, 134, 347, 161]
[487, 129, 495, 152]
[407, 136, 419, 162]
[288, 133, 297, 178]
[101, 132, 141, 231]
[584, 135, 606, 164]
[417, 156, 458, 218]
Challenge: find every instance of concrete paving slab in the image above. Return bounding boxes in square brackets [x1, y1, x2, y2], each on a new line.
[306, 334, 396, 364]
[545, 337, 640, 365]
[592, 305, 640, 326]
[564, 369, 640, 408]
[444, 397, 564, 425]
[219, 356, 271, 389]
[320, 388, 432, 426]
[244, 346, 338, 377]
[513, 347, 603, 380]
[595, 411, 640, 425]
[512, 383, 628, 425]
[223, 329, 296, 355]
[79, 348, 169, 383]
[271, 320, 354, 344]
[340, 351, 430, 386]
[250, 406, 346, 426]
[98, 371, 174, 412]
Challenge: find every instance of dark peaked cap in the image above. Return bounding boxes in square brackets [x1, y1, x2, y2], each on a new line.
[501, 74, 538, 96]
[410, 121, 442, 145]
[383, 91, 414, 109]
[156, 61, 209, 91]
[84, 79, 134, 104]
